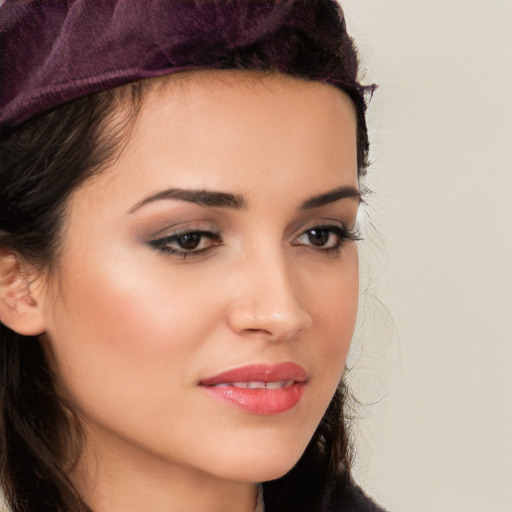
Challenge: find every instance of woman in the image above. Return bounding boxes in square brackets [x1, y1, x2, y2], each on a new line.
[0, 1, 385, 511]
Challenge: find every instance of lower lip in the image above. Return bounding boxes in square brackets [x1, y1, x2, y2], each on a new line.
[201, 383, 306, 415]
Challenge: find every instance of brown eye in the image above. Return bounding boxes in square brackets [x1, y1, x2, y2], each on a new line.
[306, 228, 331, 247]
[149, 230, 222, 256]
[176, 233, 202, 250]
[292, 224, 360, 254]
[295, 226, 342, 249]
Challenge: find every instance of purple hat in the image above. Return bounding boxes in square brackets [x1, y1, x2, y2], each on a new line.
[0, 0, 371, 133]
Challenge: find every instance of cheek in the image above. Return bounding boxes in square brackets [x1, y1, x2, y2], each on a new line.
[308, 247, 359, 350]
[43, 249, 217, 415]
[294, 247, 358, 414]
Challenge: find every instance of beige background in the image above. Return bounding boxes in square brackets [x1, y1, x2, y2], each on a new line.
[342, 1, 512, 511]
[2, 2, 511, 511]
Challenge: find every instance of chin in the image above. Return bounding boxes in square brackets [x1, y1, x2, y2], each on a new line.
[209, 440, 309, 483]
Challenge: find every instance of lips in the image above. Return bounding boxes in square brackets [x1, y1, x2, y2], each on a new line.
[211, 379, 295, 389]
[200, 363, 308, 415]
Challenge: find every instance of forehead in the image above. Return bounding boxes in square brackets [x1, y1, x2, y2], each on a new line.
[115, 70, 357, 179]
[145, 69, 357, 128]
[70, 70, 358, 219]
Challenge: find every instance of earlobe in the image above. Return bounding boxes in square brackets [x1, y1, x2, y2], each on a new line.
[0, 249, 46, 336]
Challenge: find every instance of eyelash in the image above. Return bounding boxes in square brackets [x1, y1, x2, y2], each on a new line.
[148, 229, 222, 259]
[291, 224, 362, 256]
[148, 224, 361, 259]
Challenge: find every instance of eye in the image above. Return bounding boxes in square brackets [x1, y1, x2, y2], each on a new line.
[149, 230, 222, 257]
[299, 227, 339, 248]
[292, 224, 360, 254]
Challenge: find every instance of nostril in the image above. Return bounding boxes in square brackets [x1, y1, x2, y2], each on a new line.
[241, 327, 274, 337]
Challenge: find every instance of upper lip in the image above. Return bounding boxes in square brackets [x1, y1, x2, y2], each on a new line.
[200, 362, 308, 386]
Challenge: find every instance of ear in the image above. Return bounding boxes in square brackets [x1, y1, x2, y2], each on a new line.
[0, 249, 46, 336]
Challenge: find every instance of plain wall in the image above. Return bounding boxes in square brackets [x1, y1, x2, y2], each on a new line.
[342, 1, 512, 511]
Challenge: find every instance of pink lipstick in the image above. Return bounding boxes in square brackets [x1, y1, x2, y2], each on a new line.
[200, 363, 308, 415]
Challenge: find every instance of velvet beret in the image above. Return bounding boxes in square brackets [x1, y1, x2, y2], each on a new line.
[0, 0, 371, 133]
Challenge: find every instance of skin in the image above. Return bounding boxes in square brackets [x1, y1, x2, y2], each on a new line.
[33, 71, 361, 511]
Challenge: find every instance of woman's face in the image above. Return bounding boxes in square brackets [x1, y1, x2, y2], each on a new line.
[38, 72, 360, 485]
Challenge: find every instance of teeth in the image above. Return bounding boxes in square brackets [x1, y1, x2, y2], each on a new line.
[212, 379, 294, 389]
[266, 379, 294, 389]
[248, 381, 266, 389]
[233, 381, 265, 388]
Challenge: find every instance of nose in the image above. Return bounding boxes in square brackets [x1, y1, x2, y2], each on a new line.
[226, 250, 313, 342]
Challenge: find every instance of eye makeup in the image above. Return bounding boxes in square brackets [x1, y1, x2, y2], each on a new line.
[146, 219, 361, 261]
[291, 223, 361, 256]
[135, 188, 361, 261]
[148, 228, 222, 258]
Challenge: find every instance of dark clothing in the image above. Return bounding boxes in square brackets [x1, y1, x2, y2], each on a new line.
[263, 477, 388, 512]
[321, 481, 386, 512]
[323, 480, 388, 512]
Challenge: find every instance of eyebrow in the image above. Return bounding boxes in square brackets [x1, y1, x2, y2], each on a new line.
[299, 185, 362, 210]
[128, 188, 245, 213]
[128, 184, 361, 214]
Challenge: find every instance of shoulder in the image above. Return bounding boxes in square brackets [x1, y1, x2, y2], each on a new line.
[322, 477, 389, 512]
